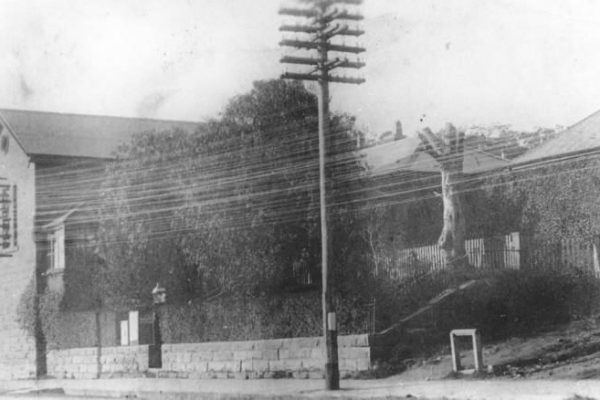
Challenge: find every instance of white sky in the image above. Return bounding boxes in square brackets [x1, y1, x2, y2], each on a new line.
[1, 0, 600, 136]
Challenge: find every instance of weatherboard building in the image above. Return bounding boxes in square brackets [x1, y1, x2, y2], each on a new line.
[0, 109, 197, 379]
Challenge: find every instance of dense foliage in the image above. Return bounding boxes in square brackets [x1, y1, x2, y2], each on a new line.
[17, 79, 407, 346]
[18, 81, 598, 350]
[90, 79, 380, 322]
[518, 156, 600, 241]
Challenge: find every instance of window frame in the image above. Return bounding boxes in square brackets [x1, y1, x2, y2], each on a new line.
[47, 224, 65, 272]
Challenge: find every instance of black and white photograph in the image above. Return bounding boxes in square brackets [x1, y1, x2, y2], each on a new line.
[1, 1, 600, 399]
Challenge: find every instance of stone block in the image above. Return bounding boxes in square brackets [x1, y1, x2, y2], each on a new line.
[190, 352, 212, 363]
[211, 351, 234, 361]
[207, 360, 241, 372]
[310, 348, 324, 359]
[180, 352, 192, 364]
[205, 342, 237, 352]
[337, 359, 353, 371]
[232, 350, 253, 360]
[301, 358, 324, 370]
[270, 337, 320, 350]
[268, 359, 303, 372]
[241, 359, 269, 372]
[252, 349, 278, 360]
[253, 338, 285, 350]
[103, 347, 117, 355]
[279, 347, 312, 360]
[339, 347, 370, 360]
[190, 361, 208, 372]
[228, 340, 255, 351]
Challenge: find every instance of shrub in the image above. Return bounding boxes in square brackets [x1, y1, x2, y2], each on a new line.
[398, 266, 600, 348]
[160, 289, 387, 343]
[475, 268, 600, 338]
[15, 276, 37, 338]
[16, 275, 64, 349]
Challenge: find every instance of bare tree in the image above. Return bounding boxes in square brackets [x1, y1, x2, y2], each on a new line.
[418, 123, 468, 269]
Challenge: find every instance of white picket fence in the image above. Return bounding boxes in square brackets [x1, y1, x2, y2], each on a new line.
[383, 232, 600, 280]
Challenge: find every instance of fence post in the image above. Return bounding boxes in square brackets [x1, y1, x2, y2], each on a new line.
[594, 237, 600, 278]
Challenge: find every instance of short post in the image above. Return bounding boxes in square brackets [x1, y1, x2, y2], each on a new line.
[450, 331, 461, 372]
[149, 283, 166, 369]
[472, 330, 483, 372]
[449, 329, 483, 374]
[326, 312, 339, 389]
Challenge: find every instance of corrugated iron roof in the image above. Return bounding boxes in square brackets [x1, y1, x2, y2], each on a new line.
[0, 108, 201, 159]
[361, 137, 509, 175]
[513, 109, 600, 166]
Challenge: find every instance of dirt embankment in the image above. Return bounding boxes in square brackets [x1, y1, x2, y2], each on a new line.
[396, 318, 600, 381]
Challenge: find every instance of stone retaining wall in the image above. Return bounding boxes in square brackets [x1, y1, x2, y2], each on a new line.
[46, 334, 389, 379]
[47, 345, 149, 379]
[160, 334, 373, 379]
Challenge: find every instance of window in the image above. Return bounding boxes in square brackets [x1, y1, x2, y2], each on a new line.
[48, 225, 65, 271]
[0, 183, 17, 253]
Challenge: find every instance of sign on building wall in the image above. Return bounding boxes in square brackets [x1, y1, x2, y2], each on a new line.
[128, 311, 139, 345]
[118, 311, 145, 346]
[119, 320, 129, 346]
[0, 183, 17, 252]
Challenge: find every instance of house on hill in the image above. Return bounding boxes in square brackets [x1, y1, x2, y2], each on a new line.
[360, 136, 510, 249]
[0, 108, 199, 379]
[507, 109, 600, 274]
[512, 109, 600, 168]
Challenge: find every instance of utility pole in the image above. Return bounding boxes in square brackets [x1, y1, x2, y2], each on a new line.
[279, 0, 365, 390]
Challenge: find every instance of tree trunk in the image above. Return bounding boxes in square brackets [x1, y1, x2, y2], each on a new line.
[34, 247, 48, 378]
[439, 169, 467, 268]
[418, 124, 469, 274]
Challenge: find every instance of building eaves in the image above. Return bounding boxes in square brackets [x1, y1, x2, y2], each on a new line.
[0, 108, 202, 159]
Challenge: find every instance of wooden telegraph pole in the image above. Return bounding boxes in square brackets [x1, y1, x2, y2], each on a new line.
[279, 0, 365, 390]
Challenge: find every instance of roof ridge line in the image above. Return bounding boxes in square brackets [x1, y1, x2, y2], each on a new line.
[563, 108, 600, 132]
[0, 107, 203, 125]
[512, 107, 600, 165]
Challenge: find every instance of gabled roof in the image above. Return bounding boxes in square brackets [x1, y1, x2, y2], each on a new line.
[0, 108, 201, 159]
[361, 137, 421, 174]
[513, 109, 600, 166]
[361, 137, 509, 176]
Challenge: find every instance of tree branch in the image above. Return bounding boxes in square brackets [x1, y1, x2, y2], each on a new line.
[443, 123, 458, 153]
[417, 127, 444, 160]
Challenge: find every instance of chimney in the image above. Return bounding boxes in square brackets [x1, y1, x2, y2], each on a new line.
[394, 120, 405, 140]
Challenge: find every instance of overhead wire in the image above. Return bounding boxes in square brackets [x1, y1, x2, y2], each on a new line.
[28, 103, 596, 252]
